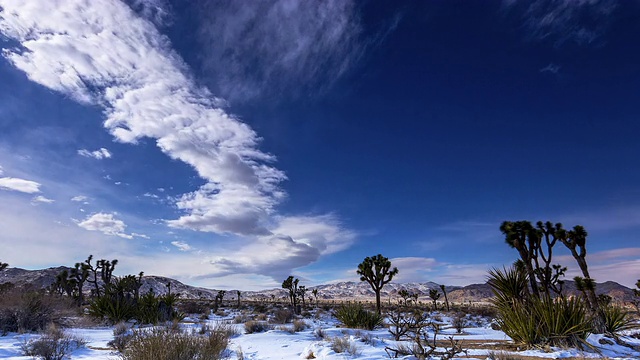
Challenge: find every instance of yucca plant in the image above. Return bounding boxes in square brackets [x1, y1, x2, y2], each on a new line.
[489, 265, 591, 347]
[602, 304, 639, 337]
[531, 296, 590, 347]
[334, 303, 383, 330]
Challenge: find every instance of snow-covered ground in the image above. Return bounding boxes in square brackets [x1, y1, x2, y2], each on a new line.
[1, 310, 639, 359]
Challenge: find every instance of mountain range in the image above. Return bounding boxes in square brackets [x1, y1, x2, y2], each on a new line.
[1, 267, 636, 304]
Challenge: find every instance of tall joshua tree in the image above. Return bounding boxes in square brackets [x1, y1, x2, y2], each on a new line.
[357, 254, 398, 314]
[0, 261, 8, 272]
[440, 284, 450, 312]
[282, 276, 300, 313]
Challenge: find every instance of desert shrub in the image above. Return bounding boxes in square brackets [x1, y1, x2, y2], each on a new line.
[334, 303, 383, 330]
[0, 290, 59, 334]
[21, 325, 86, 360]
[119, 327, 229, 360]
[357, 331, 375, 346]
[329, 336, 359, 356]
[178, 300, 209, 315]
[108, 322, 132, 352]
[490, 267, 590, 347]
[244, 320, 271, 334]
[313, 327, 326, 339]
[292, 319, 307, 332]
[602, 304, 639, 336]
[272, 309, 293, 324]
[451, 313, 466, 334]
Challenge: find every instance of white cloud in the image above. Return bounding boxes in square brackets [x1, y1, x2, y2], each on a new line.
[195, 0, 365, 102]
[171, 241, 192, 251]
[78, 148, 112, 159]
[0, 177, 41, 193]
[0, 0, 286, 237]
[0, 0, 357, 281]
[77, 212, 133, 239]
[31, 195, 54, 204]
[71, 195, 87, 202]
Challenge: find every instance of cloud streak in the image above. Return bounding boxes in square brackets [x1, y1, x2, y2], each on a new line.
[78, 148, 112, 159]
[503, 0, 618, 46]
[195, 0, 365, 102]
[0, 0, 356, 281]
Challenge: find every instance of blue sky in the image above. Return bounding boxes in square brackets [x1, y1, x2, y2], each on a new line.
[0, 0, 639, 290]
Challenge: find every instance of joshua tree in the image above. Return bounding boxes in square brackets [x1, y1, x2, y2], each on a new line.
[357, 254, 399, 314]
[0, 261, 7, 272]
[214, 290, 226, 311]
[282, 276, 300, 313]
[236, 290, 241, 308]
[500, 221, 567, 297]
[440, 284, 450, 311]
[297, 286, 307, 309]
[428, 288, 440, 310]
[312, 288, 319, 308]
[82, 255, 119, 297]
[632, 280, 640, 312]
[398, 289, 411, 306]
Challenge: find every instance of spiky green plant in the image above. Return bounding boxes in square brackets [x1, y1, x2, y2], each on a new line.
[602, 304, 639, 336]
[489, 266, 590, 347]
[334, 303, 383, 330]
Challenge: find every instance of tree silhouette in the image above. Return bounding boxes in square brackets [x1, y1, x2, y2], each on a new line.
[282, 276, 300, 314]
[0, 261, 8, 272]
[440, 284, 450, 312]
[428, 288, 440, 310]
[357, 254, 398, 314]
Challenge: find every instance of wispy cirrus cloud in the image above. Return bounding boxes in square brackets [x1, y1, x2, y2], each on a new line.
[0, 0, 356, 281]
[503, 0, 618, 46]
[78, 148, 112, 160]
[194, 0, 365, 102]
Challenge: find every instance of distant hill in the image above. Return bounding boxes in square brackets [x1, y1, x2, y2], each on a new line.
[1, 267, 635, 303]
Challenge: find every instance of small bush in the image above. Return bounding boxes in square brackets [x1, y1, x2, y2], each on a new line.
[292, 319, 307, 332]
[119, 327, 229, 360]
[313, 327, 326, 339]
[21, 325, 86, 360]
[329, 336, 359, 356]
[178, 301, 209, 315]
[244, 320, 270, 334]
[0, 290, 58, 334]
[452, 313, 466, 334]
[272, 309, 293, 324]
[108, 322, 132, 352]
[334, 303, 383, 330]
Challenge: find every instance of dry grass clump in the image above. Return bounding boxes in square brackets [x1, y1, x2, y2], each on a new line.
[21, 324, 86, 360]
[118, 326, 229, 360]
[244, 320, 271, 334]
[329, 336, 360, 356]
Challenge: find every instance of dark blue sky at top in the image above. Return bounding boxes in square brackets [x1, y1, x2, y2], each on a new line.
[1, 0, 639, 288]
[198, 1, 640, 248]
